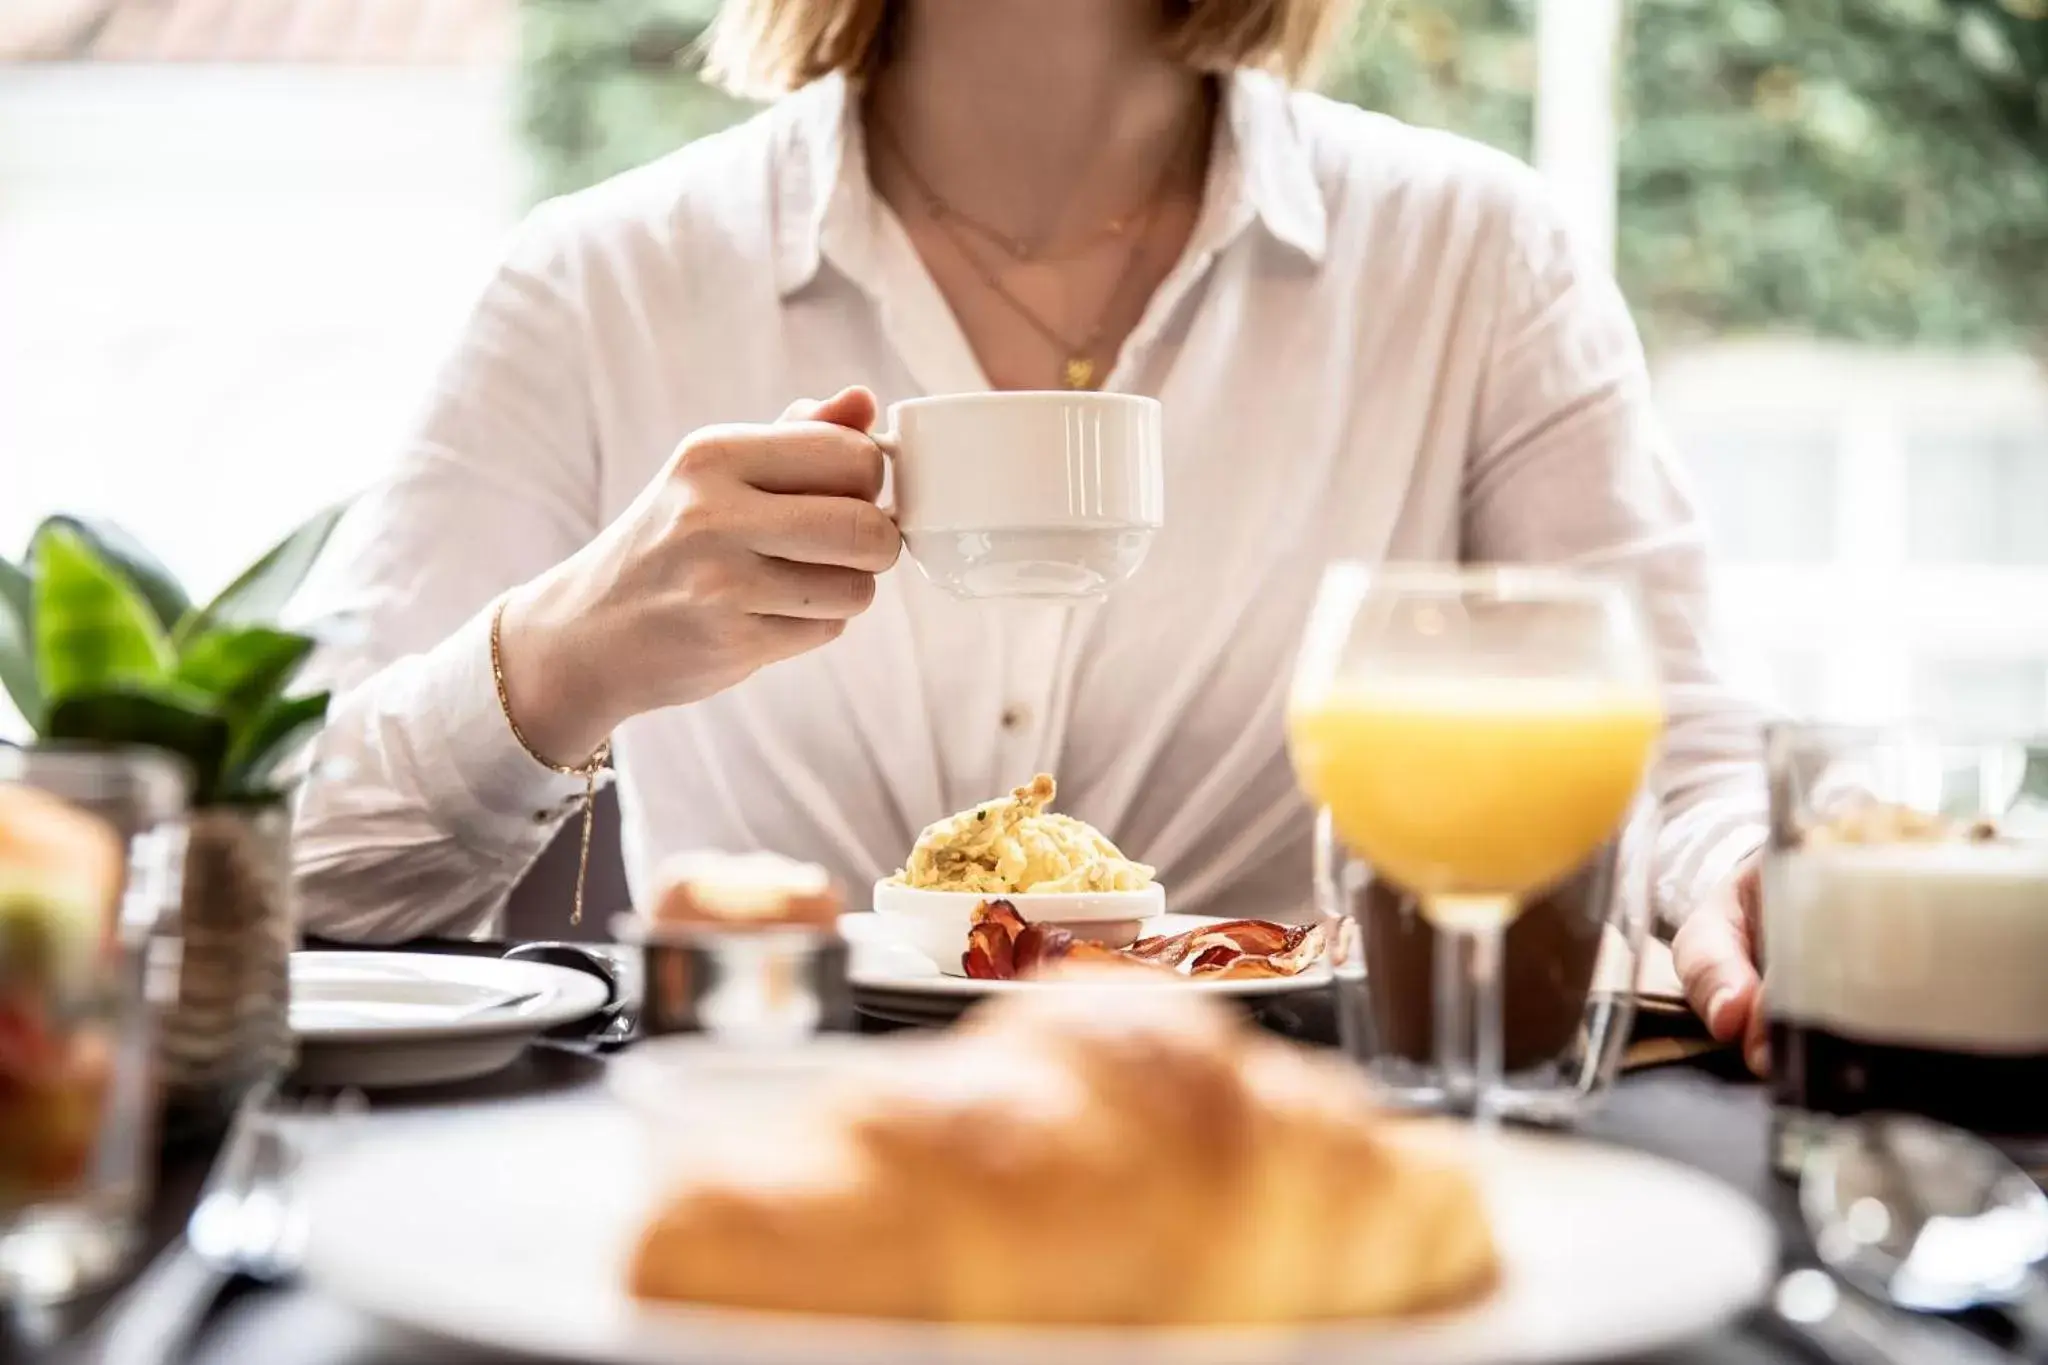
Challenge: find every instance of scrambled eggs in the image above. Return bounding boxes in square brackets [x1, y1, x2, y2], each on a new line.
[895, 775, 1154, 894]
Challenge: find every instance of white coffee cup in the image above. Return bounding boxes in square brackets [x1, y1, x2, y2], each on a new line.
[878, 391, 1164, 600]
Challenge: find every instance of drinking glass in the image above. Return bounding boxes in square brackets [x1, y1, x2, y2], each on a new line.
[0, 746, 188, 1302]
[1763, 722, 2048, 1178]
[1315, 794, 1656, 1124]
[1286, 565, 1663, 1130]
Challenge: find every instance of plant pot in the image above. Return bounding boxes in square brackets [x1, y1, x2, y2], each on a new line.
[156, 804, 295, 1140]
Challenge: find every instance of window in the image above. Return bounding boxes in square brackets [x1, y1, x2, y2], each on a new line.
[1683, 425, 1838, 566]
[0, 20, 520, 608]
[1761, 651, 1830, 720]
[1596, 1, 2048, 729]
[1911, 658, 2048, 734]
[6, 0, 2045, 745]
[1906, 428, 2048, 567]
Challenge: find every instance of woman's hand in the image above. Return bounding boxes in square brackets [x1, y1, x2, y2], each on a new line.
[495, 386, 900, 764]
[1672, 854, 1768, 1075]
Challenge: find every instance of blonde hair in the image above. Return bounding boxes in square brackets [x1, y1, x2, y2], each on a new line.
[702, 0, 1358, 101]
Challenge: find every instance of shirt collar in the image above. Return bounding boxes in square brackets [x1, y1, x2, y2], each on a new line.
[1219, 69, 1328, 264]
[771, 67, 1329, 300]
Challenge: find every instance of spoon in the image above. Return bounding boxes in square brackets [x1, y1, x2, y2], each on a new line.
[1801, 1113, 2048, 1354]
[1770, 1267, 2010, 1365]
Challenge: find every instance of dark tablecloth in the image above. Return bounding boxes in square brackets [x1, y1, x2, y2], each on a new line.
[5, 947, 1822, 1365]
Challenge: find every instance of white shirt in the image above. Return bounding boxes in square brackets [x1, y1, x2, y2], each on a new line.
[293, 69, 1768, 941]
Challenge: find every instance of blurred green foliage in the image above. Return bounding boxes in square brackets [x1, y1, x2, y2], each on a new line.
[520, 0, 742, 195]
[519, 0, 2047, 350]
[1618, 0, 2046, 348]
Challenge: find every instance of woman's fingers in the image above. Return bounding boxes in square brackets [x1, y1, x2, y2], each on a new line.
[1673, 860, 1767, 1074]
[676, 419, 886, 501]
[779, 386, 879, 432]
[741, 556, 879, 620]
[1743, 992, 1771, 1079]
[745, 614, 848, 663]
[734, 490, 901, 572]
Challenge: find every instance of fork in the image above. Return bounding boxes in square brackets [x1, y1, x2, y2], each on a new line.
[74, 1081, 364, 1365]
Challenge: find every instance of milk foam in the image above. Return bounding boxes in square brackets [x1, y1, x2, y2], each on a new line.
[1764, 842, 2048, 1052]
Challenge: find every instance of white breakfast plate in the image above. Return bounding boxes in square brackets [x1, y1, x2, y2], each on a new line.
[290, 952, 610, 1089]
[843, 911, 1333, 1001]
[302, 1085, 1775, 1365]
[845, 914, 1684, 1029]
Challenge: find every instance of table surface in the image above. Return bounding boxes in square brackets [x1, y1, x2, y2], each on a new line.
[0, 959, 1979, 1365]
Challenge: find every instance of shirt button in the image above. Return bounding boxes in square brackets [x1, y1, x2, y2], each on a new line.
[1000, 704, 1030, 732]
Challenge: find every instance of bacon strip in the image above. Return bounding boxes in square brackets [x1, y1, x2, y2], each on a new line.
[1260, 924, 1328, 975]
[1189, 926, 1328, 980]
[1012, 922, 1077, 975]
[962, 899, 1026, 980]
[962, 903, 1326, 983]
[1128, 920, 1318, 971]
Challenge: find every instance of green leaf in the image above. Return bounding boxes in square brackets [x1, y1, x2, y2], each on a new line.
[182, 503, 348, 642]
[0, 553, 39, 728]
[173, 626, 315, 720]
[33, 515, 191, 633]
[41, 685, 230, 800]
[223, 690, 330, 796]
[32, 526, 173, 710]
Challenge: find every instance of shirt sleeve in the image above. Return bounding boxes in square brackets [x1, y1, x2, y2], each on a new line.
[1461, 174, 1768, 929]
[290, 203, 604, 942]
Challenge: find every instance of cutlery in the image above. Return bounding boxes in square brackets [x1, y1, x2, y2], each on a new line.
[72, 1083, 363, 1365]
[450, 988, 543, 1020]
[1802, 1113, 2048, 1358]
[1771, 1266, 2016, 1365]
[503, 940, 636, 1048]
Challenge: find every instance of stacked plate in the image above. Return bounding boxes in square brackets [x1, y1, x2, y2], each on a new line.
[843, 911, 1688, 1027]
[290, 952, 611, 1089]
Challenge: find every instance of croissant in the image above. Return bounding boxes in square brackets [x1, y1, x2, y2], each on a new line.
[629, 981, 1497, 1325]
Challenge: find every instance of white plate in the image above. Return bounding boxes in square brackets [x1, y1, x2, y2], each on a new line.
[290, 952, 610, 1089]
[844, 911, 1334, 998]
[302, 1090, 1775, 1365]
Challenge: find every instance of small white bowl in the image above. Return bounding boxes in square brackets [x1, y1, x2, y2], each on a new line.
[869, 880, 1166, 976]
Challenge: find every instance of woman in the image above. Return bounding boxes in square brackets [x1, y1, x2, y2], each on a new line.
[295, 0, 1770, 1065]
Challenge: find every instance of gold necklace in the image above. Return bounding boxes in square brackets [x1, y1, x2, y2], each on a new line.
[928, 185, 1163, 389]
[871, 112, 1199, 390]
[868, 117, 1141, 264]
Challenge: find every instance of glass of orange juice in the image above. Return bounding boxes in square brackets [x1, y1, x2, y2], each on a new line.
[1287, 565, 1663, 1130]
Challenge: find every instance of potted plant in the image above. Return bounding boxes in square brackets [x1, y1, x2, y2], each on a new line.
[0, 507, 345, 1130]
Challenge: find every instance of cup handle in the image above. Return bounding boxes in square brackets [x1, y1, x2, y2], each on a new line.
[871, 426, 900, 519]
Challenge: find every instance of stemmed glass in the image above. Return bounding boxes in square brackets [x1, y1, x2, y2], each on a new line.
[1285, 565, 1663, 1130]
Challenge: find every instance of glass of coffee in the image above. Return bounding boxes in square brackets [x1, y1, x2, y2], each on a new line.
[1315, 793, 1657, 1125]
[0, 746, 188, 1302]
[1764, 723, 2048, 1178]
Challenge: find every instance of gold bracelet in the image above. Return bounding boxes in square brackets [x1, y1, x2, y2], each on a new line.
[489, 597, 611, 926]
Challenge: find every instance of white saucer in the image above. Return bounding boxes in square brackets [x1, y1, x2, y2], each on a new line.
[290, 952, 610, 1089]
[302, 1078, 1775, 1365]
